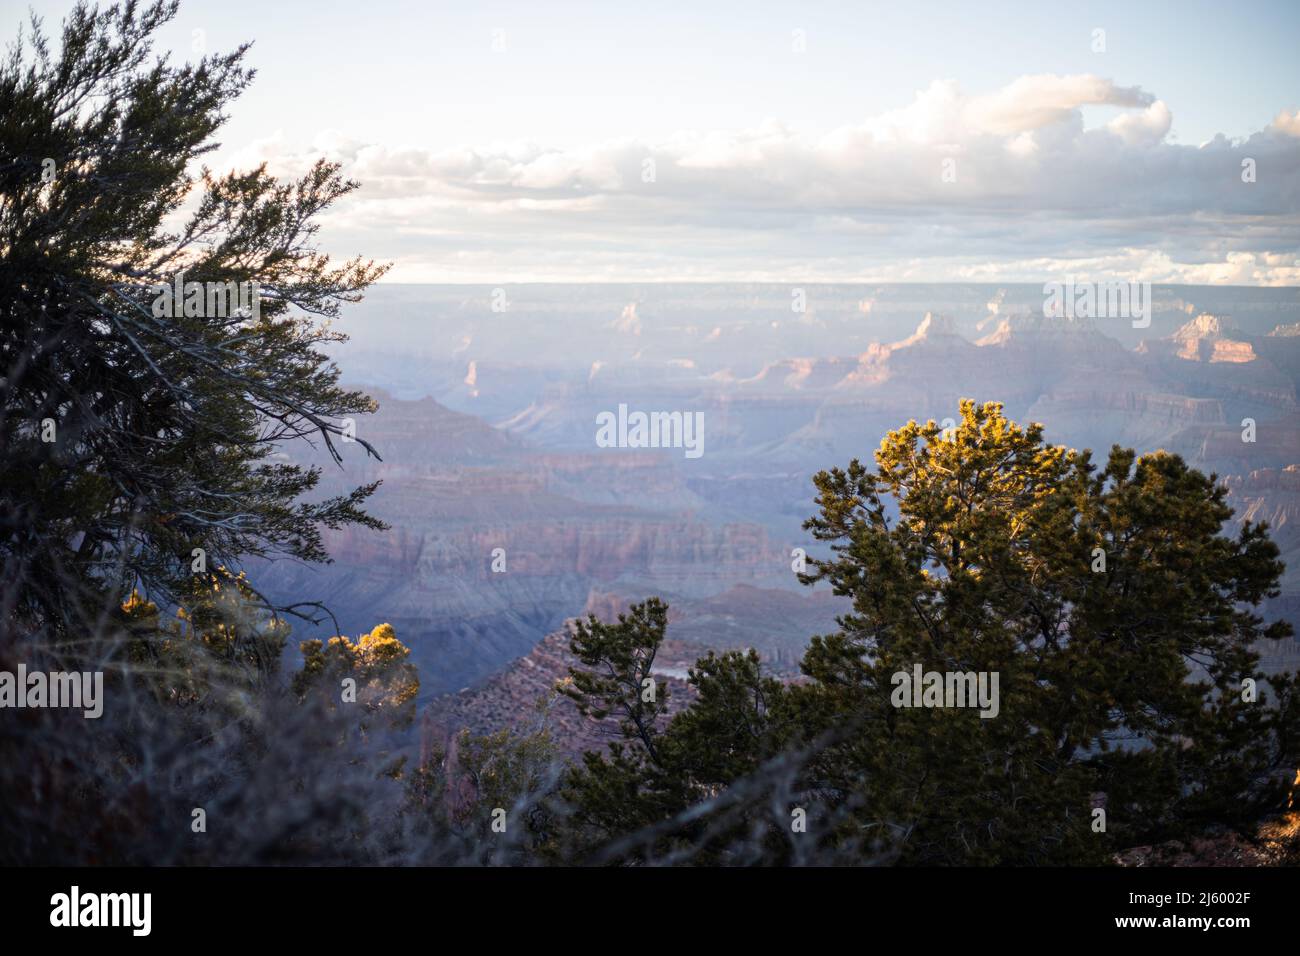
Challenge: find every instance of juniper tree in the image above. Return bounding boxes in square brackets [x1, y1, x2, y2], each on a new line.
[294, 623, 420, 731]
[561, 401, 1299, 864]
[0, 0, 387, 643]
[0, 1, 405, 866]
[561, 597, 671, 761]
[791, 398, 1298, 863]
[559, 601, 830, 864]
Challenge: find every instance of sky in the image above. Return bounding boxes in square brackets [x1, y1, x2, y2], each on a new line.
[8, 0, 1300, 283]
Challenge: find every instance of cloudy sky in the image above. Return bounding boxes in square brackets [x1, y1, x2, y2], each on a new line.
[16, 0, 1300, 283]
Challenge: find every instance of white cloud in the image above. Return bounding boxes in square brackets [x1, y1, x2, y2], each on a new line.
[1271, 108, 1300, 138]
[1106, 101, 1172, 146]
[962, 74, 1154, 136]
[221, 75, 1300, 284]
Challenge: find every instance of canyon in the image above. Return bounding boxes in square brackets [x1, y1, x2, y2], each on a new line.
[248, 284, 1300, 741]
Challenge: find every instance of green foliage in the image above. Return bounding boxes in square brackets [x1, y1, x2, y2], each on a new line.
[404, 717, 561, 864]
[560, 400, 1300, 865]
[0, 0, 388, 636]
[294, 622, 420, 731]
[452, 726, 558, 823]
[561, 597, 670, 761]
[120, 567, 288, 707]
[558, 602, 798, 863]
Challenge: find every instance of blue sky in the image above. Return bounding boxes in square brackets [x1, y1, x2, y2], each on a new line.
[8, 0, 1300, 282]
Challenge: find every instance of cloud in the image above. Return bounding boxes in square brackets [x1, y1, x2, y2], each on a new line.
[962, 74, 1155, 136]
[222, 75, 1300, 284]
[1106, 100, 1172, 146]
[1271, 108, 1300, 138]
